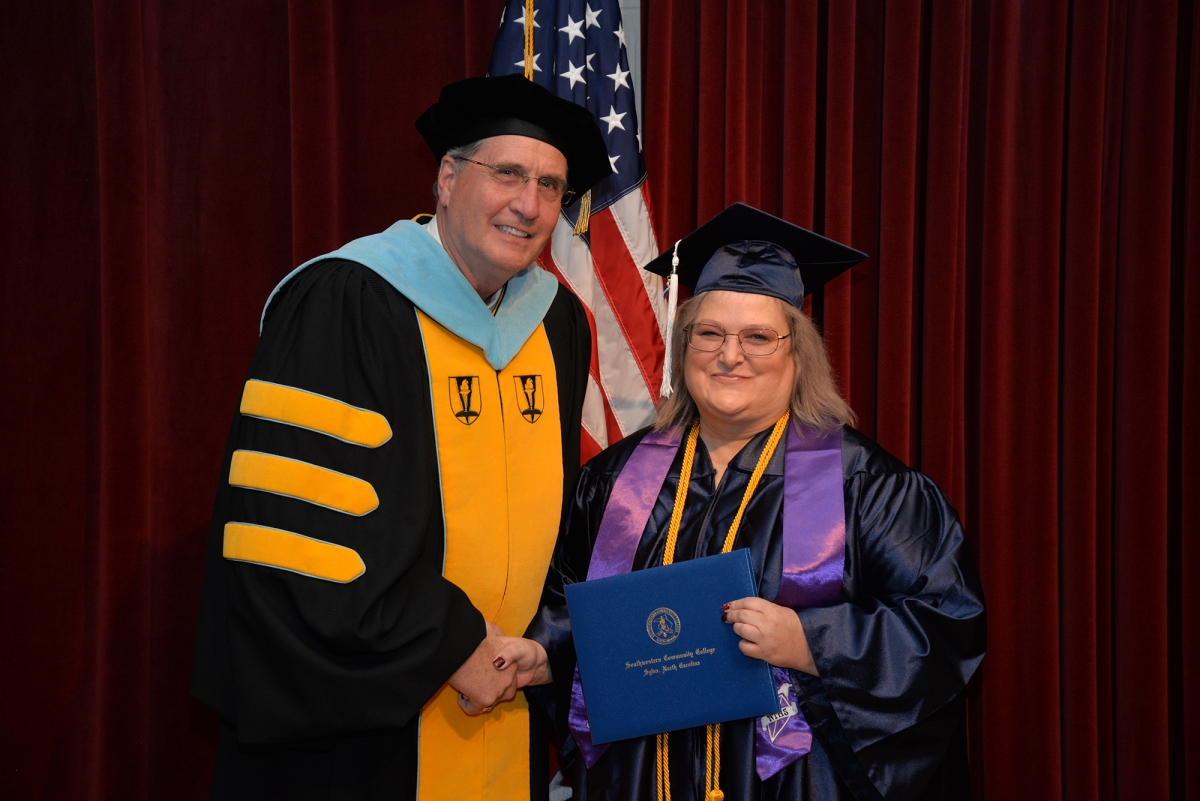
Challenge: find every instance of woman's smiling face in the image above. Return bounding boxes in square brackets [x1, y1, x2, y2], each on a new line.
[683, 290, 795, 435]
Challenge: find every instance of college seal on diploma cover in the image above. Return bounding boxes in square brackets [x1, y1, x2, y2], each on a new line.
[646, 607, 681, 644]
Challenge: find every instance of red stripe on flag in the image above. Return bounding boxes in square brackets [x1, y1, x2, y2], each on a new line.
[602, 391, 624, 447]
[580, 429, 603, 463]
[540, 244, 604, 383]
[538, 245, 613, 459]
[587, 208, 665, 401]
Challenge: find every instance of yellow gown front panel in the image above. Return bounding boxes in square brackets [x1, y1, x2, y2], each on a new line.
[415, 310, 563, 801]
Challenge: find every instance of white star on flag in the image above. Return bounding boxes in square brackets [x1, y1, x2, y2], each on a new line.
[559, 15, 584, 43]
[614, 21, 626, 48]
[515, 52, 542, 73]
[560, 61, 585, 89]
[599, 105, 626, 133]
[609, 154, 621, 172]
[513, 7, 539, 28]
[585, 52, 596, 72]
[584, 4, 602, 28]
[607, 65, 630, 91]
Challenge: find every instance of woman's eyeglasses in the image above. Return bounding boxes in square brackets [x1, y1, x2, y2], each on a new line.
[686, 324, 790, 357]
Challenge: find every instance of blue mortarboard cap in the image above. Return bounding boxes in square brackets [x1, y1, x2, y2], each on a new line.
[693, 241, 807, 307]
[643, 203, 868, 308]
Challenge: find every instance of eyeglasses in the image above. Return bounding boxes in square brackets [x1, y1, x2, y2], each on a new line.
[457, 157, 577, 206]
[686, 324, 790, 356]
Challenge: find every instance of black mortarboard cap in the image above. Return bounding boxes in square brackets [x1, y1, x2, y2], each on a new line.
[415, 75, 613, 194]
[643, 203, 868, 308]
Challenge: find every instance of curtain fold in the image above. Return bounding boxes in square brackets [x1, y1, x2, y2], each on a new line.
[1179, 12, 1200, 799]
[644, 0, 1198, 797]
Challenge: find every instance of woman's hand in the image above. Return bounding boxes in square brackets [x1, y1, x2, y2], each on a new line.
[455, 621, 540, 716]
[723, 597, 819, 676]
[458, 634, 553, 717]
[452, 621, 519, 717]
[492, 636, 553, 688]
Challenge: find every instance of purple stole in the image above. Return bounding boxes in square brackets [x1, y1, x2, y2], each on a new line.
[567, 423, 846, 780]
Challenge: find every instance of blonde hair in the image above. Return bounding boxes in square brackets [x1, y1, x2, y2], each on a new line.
[655, 293, 856, 433]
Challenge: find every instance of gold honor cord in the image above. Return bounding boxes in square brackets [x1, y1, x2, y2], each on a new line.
[656, 412, 792, 801]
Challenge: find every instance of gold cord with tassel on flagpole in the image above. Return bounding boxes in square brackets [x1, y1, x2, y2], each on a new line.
[522, 0, 535, 80]
[523, 0, 591, 235]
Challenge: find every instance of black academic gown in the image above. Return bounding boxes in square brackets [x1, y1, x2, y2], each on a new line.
[191, 257, 590, 800]
[526, 425, 986, 801]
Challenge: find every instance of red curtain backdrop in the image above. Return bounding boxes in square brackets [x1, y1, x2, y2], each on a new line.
[0, 1, 502, 798]
[643, 1, 1199, 799]
[0, 0, 1196, 799]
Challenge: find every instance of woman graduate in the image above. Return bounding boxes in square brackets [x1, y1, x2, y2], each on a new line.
[487, 203, 987, 801]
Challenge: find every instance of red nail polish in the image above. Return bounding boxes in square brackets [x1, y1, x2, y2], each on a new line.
[494, 657, 506, 669]
[721, 613, 729, 623]
[721, 603, 731, 611]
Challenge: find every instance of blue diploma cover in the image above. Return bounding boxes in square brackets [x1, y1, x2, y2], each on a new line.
[565, 549, 781, 744]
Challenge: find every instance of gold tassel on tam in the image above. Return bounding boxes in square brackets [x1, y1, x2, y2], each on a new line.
[572, 189, 592, 235]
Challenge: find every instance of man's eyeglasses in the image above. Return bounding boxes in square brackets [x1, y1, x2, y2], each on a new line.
[686, 324, 791, 357]
[456, 157, 577, 206]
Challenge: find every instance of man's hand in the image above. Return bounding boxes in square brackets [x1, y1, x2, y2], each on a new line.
[492, 637, 552, 688]
[723, 597, 819, 675]
[448, 622, 519, 716]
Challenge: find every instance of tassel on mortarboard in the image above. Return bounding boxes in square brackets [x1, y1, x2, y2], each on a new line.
[572, 189, 593, 235]
[658, 240, 682, 398]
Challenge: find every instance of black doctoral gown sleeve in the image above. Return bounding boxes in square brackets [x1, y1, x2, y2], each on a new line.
[192, 258, 485, 745]
[793, 429, 986, 801]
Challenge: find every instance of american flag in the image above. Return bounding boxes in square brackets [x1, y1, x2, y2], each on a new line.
[489, 0, 665, 461]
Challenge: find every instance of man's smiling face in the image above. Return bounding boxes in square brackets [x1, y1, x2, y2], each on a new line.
[436, 135, 567, 297]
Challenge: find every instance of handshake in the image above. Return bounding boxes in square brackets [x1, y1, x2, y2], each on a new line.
[449, 621, 553, 716]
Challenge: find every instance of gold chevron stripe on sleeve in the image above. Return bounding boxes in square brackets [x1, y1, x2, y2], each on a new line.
[229, 450, 379, 516]
[223, 522, 365, 582]
[240, 379, 392, 448]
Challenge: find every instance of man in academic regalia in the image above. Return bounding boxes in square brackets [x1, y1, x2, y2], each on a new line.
[191, 75, 609, 801]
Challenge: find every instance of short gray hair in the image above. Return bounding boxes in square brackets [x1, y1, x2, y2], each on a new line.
[432, 139, 487, 201]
